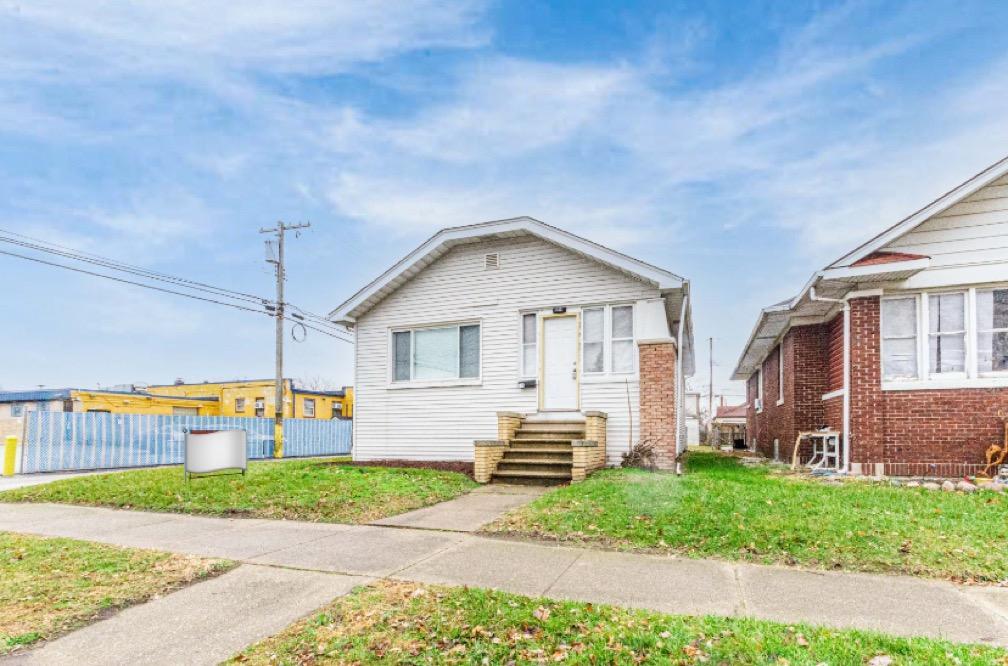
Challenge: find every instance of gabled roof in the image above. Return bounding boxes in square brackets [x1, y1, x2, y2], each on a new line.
[829, 154, 1008, 268]
[715, 404, 747, 420]
[732, 153, 1008, 380]
[328, 216, 685, 324]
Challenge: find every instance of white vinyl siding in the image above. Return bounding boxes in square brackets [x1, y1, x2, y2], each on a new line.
[353, 234, 657, 463]
[885, 174, 1008, 289]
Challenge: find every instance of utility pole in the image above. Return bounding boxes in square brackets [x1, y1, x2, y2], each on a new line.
[708, 337, 714, 429]
[261, 220, 310, 458]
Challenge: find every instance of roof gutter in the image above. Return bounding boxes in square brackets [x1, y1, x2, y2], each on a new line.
[675, 289, 689, 475]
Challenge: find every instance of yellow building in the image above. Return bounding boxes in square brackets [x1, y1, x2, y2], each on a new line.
[71, 389, 219, 415]
[146, 379, 353, 420]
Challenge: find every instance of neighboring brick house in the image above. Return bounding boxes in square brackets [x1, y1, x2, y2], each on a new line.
[733, 156, 1008, 477]
[329, 217, 695, 482]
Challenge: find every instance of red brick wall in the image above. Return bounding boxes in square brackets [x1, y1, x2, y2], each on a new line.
[825, 313, 844, 392]
[745, 325, 829, 462]
[848, 296, 1008, 477]
[638, 341, 678, 470]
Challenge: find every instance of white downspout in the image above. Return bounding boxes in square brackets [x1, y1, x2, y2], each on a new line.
[809, 286, 850, 473]
[674, 290, 689, 475]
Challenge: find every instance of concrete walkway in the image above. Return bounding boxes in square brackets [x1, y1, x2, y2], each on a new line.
[8, 565, 362, 666]
[1, 502, 1007, 661]
[370, 484, 546, 532]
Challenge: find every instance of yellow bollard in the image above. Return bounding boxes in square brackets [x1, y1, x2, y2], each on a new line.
[273, 423, 284, 458]
[3, 436, 16, 476]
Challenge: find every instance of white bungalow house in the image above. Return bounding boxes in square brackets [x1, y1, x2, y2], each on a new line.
[330, 217, 694, 483]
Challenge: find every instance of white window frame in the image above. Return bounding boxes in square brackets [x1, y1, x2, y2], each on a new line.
[303, 398, 315, 418]
[924, 290, 967, 379]
[580, 303, 637, 380]
[776, 344, 784, 406]
[756, 367, 763, 412]
[610, 305, 635, 375]
[881, 284, 1008, 390]
[976, 287, 1008, 378]
[881, 295, 921, 383]
[520, 312, 537, 378]
[389, 320, 483, 388]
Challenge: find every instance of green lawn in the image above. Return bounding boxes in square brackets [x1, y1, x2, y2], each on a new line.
[1, 532, 231, 654]
[228, 580, 1007, 665]
[487, 451, 1008, 582]
[0, 459, 476, 524]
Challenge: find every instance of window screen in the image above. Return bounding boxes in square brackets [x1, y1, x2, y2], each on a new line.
[583, 308, 604, 372]
[977, 288, 1008, 373]
[928, 292, 966, 374]
[882, 297, 918, 379]
[611, 305, 634, 373]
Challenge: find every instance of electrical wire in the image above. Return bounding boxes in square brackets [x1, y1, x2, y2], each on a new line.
[0, 246, 354, 342]
[0, 230, 267, 305]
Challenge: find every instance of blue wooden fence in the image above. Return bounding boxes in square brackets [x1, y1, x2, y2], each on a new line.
[20, 412, 352, 473]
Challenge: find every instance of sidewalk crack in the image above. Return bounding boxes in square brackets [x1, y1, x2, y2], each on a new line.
[733, 565, 749, 616]
[542, 550, 584, 596]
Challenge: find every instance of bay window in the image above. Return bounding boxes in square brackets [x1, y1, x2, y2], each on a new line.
[977, 288, 1008, 374]
[392, 323, 481, 383]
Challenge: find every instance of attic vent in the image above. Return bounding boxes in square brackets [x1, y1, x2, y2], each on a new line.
[484, 253, 500, 270]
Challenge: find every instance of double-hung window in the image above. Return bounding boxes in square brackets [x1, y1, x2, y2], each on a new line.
[881, 297, 918, 380]
[521, 313, 537, 377]
[611, 305, 634, 373]
[303, 398, 315, 418]
[777, 345, 784, 404]
[392, 323, 481, 383]
[582, 307, 605, 373]
[581, 304, 635, 375]
[927, 292, 966, 376]
[977, 288, 1008, 375]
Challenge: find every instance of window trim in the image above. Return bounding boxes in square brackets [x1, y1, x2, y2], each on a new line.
[756, 367, 763, 412]
[976, 286, 1008, 378]
[924, 290, 967, 379]
[303, 398, 315, 418]
[881, 284, 1008, 390]
[520, 312, 537, 379]
[388, 319, 483, 388]
[234, 397, 246, 413]
[610, 304, 635, 375]
[880, 294, 920, 382]
[581, 306, 606, 375]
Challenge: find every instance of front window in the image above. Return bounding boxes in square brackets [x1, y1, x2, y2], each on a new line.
[582, 308, 604, 373]
[882, 297, 918, 380]
[521, 313, 537, 377]
[303, 398, 315, 418]
[235, 397, 246, 413]
[977, 288, 1008, 374]
[392, 323, 481, 382]
[611, 305, 634, 373]
[927, 292, 966, 375]
[254, 397, 265, 417]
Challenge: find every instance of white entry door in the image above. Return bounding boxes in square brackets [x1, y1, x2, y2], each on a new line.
[541, 316, 578, 410]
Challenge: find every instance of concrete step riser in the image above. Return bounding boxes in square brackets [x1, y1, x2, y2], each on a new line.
[502, 453, 573, 463]
[517, 422, 585, 432]
[496, 462, 572, 474]
[514, 432, 584, 440]
[490, 475, 566, 487]
[510, 439, 579, 446]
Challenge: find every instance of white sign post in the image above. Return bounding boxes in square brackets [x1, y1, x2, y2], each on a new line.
[184, 429, 247, 481]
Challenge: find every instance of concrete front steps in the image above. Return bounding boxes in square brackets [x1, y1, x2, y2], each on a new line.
[491, 419, 584, 485]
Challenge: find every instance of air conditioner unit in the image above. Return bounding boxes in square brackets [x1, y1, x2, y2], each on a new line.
[753, 398, 763, 411]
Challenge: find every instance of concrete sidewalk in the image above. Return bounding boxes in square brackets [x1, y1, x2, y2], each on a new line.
[9, 565, 362, 666]
[1, 502, 1007, 651]
[370, 484, 546, 532]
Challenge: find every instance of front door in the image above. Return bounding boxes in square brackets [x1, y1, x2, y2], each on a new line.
[541, 315, 578, 410]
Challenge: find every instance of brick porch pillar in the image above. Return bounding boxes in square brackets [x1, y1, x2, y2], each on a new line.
[848, 296, 884, 476]
[638, 340, 678, 470]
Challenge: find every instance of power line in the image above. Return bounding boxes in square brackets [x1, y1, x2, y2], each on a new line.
[0, 246, 354, 343]
[0, 228, 266, 305]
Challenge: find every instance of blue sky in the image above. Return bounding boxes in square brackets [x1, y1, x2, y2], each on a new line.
[2, 1, 1008, 404]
